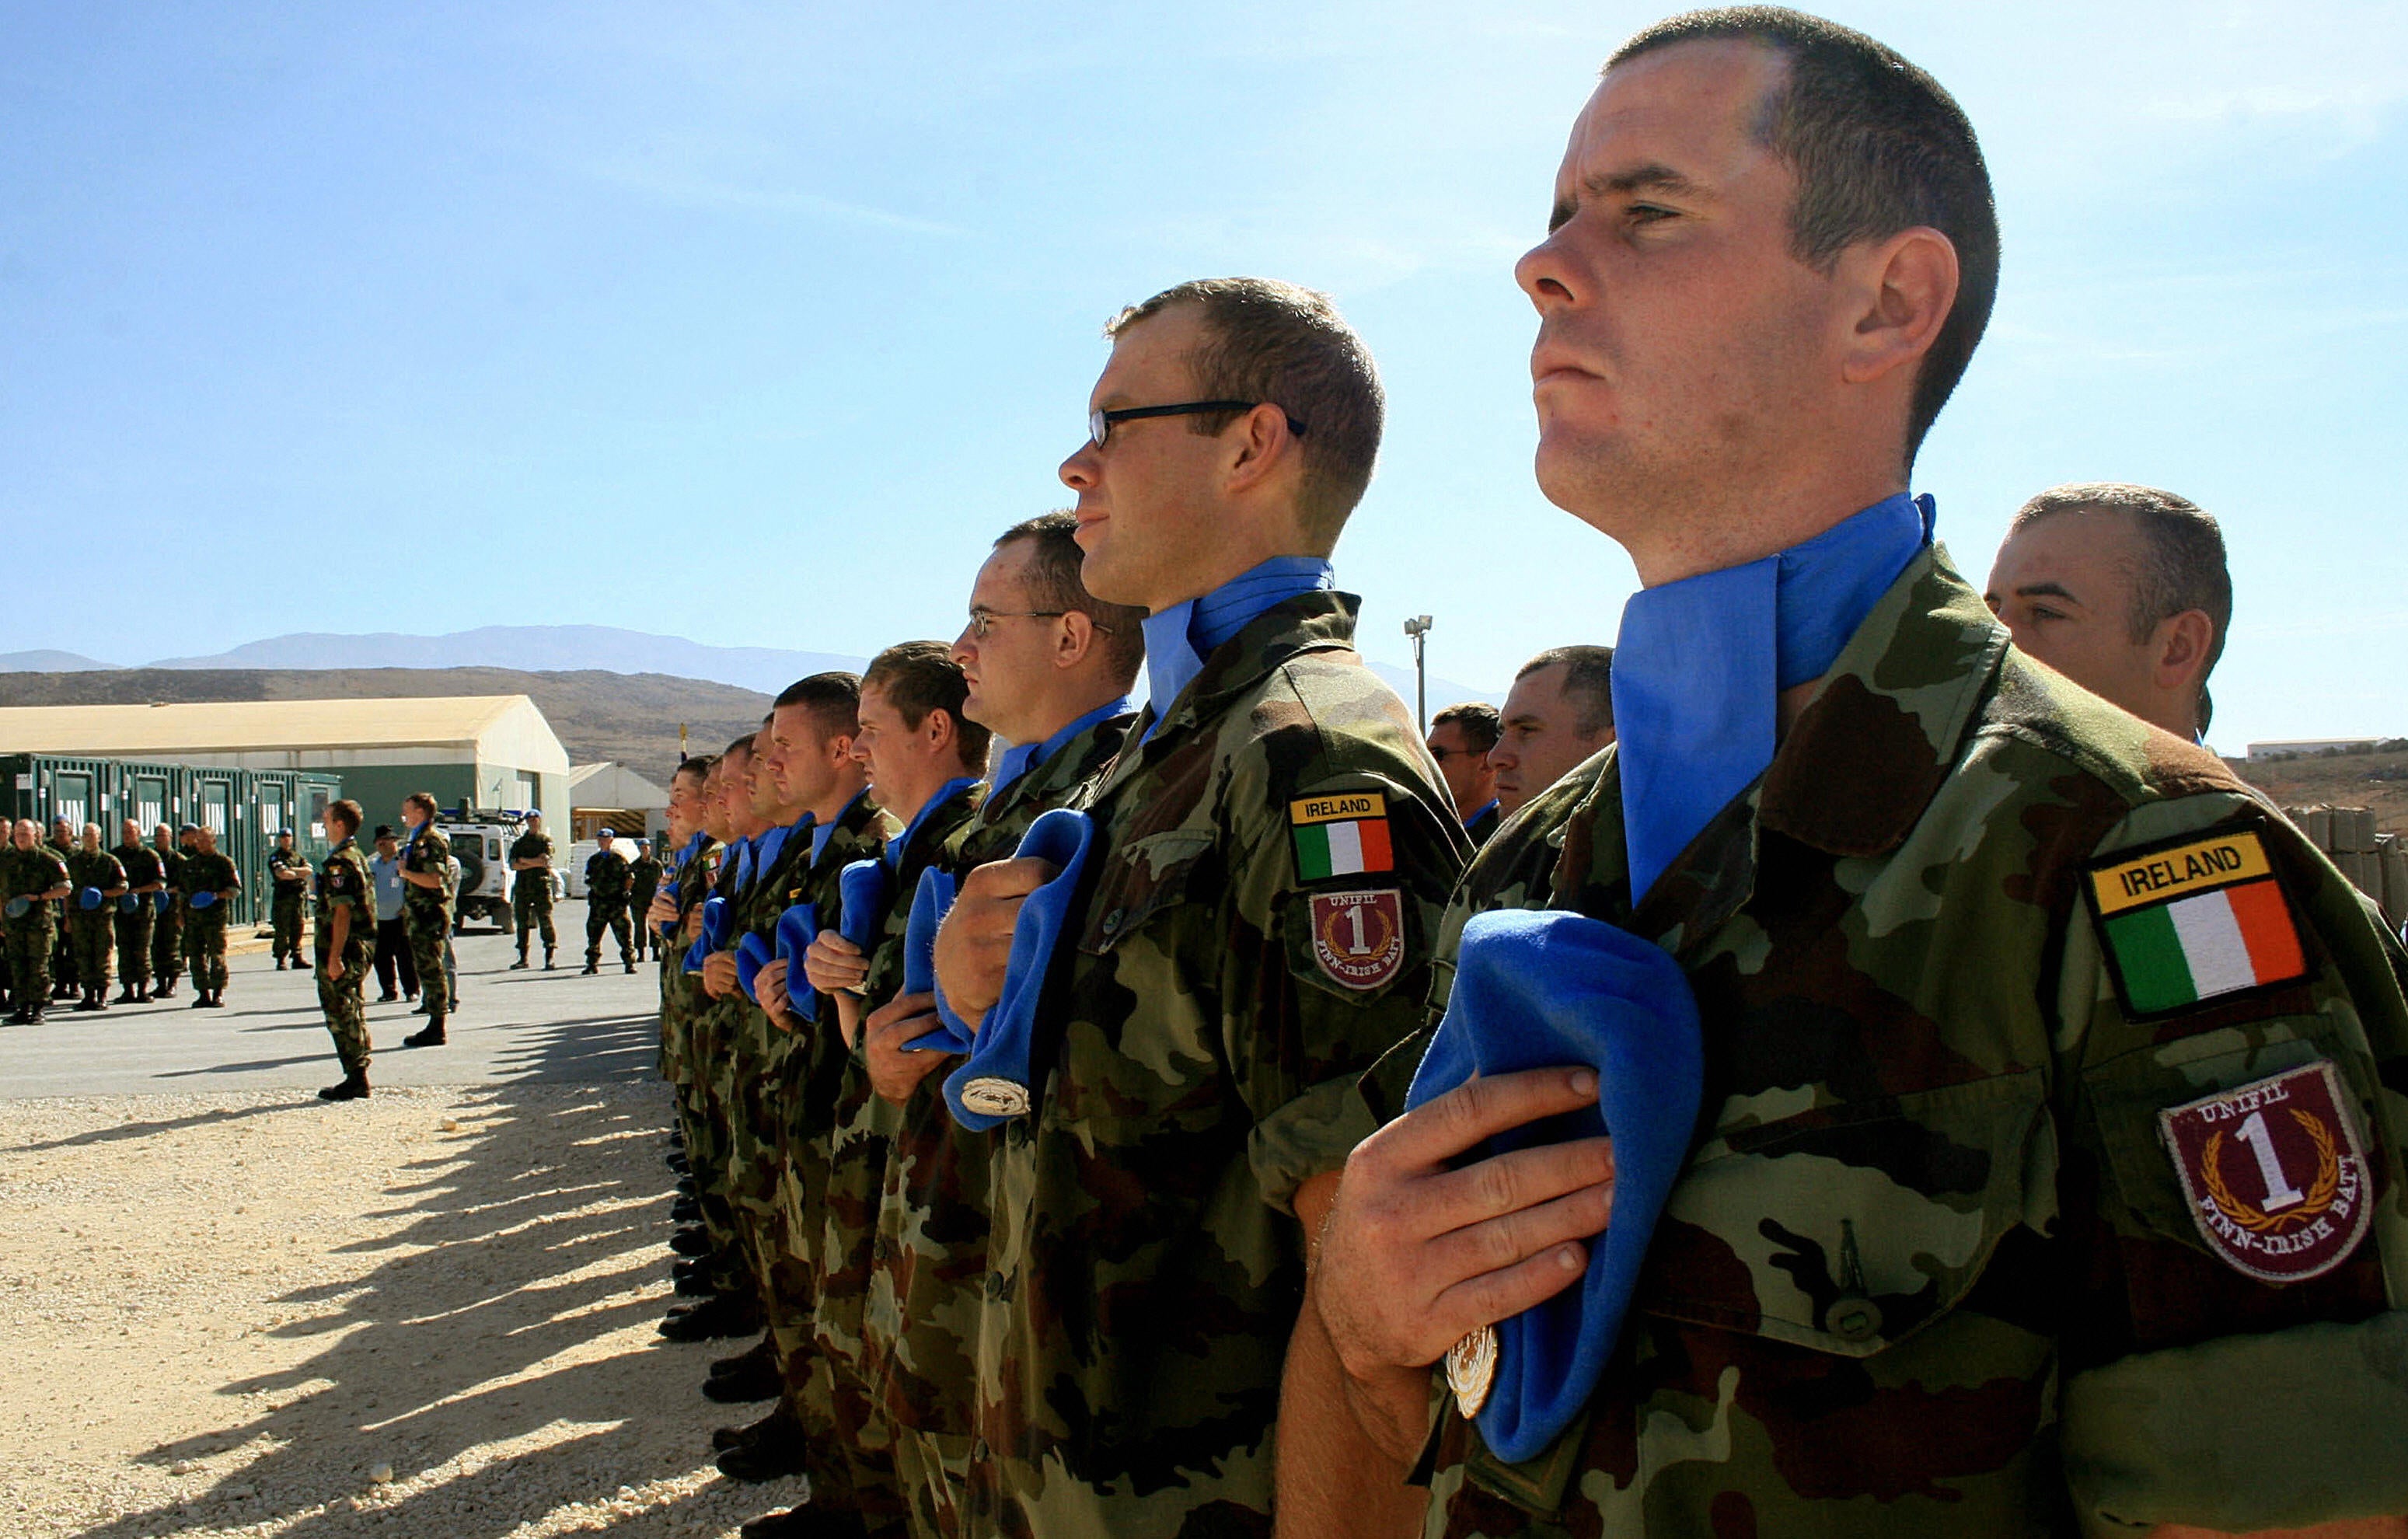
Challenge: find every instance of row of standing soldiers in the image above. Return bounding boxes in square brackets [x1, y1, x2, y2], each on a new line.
[0, 816, 242, 1024]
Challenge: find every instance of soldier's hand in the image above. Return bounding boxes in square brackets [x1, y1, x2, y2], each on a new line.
[803, 930, 868, 995]
[645, 890, 679, 930]
[700, 950, 738, 1000]
[326, 957, 344, 982]
[1315, 1067, 1614, 1445]
[754, 957, 789, 1019]
[864, 991, 951, 1105]
[932, 857, 1056, 1029]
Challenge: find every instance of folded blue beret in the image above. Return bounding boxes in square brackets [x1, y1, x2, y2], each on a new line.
[117, 893, 140, 913]
[944, 808, 1094, 1130]
[839, 858, 890, 956]
[904, 867, 970, 1054]
[735, 930, 774, 1003]
[3, 896, 29, 920]
[78, 886, 105, 910]
[774, 902, 819, 1024]
[1403, 907, 1703, 1464]
[189, 891, 218, 911]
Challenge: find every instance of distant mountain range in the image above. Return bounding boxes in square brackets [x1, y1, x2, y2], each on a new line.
[2, 625, 1498, 708]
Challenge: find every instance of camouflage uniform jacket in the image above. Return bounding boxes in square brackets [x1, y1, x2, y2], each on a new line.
[658, 836, 722, 1085]
[1366, 548, 2408, 1537]
[776, 794, 901, 1158]
[180, 850, 239, 902]
[815, 778, 986, 1378]
[630, 853, 663, 904]
[509, 832, 556, 897]
[159, 845, 189, 897]
[114, 843, 163, 892]
[1, 846, 71, 932]
[585, 848, 632, 902]
[268, 847, 309, 903]
[313, 837, 375, 968]
[65, 849, 127, 906]
[964, 590, 1469, 1537]
[866, 710, 1136, 1440]
[400, 825, 454, 916]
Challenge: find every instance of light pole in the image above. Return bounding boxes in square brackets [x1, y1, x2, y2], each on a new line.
[1402, 615, 1433, 733]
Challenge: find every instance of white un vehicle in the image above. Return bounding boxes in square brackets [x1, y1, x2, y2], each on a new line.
[435, 809, 564, 933]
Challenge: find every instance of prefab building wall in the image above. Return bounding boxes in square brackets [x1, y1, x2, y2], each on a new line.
[0, 754, 343, 928]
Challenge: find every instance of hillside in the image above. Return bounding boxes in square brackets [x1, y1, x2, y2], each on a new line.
[0, 668, 770, 784]
[2232, 745, 2408, 836]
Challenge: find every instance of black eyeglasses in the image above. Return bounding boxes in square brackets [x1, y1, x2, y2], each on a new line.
[965, 607, 1066, 640]
[1088, 400, 1307, 449]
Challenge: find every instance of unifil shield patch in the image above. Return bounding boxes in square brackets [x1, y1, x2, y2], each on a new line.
[2158, 1061, 2373, 1284]
[1307, 888, 1405, 991]
[2086, 828, 2309, 1017]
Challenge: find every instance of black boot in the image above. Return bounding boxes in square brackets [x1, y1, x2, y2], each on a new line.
[73, 986, 101, 1013]
[92, 985, 109, 1011]
[703, 1338, 783, 1404]
[660, 1289, 764, 1343]
[509, 947, 529, 970]
[190, 990, 211, 1009]
[114, 984, 138, 1005]
[714, 1403, 811, 1482]
[670, 1225, 714, 1258]
[403, 1014, 447, 1048]
[153, 976, 176, 1000]
[317, 1070, 370, 1101]
[581, 957, 599, 975]
[201, 988, 225, 1008]
[544, 948, 557, 970]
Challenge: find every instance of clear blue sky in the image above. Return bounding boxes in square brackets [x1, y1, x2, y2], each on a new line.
[4, 2, 2401, 749]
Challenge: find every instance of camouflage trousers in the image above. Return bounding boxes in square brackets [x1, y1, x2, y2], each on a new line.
[585, 899, 631, 965]
[113, 907, 153, 986]
[51, 914, 75, 990]
[514, 883, 555, 953]
[183, 909, 229, 992]
[318, 951, 371, 1074]
[404, 908, 450, 1015]
[271, 895, 305, 963]
[68, 914, 113, 989]
[152, 904, 183, 982]
[5, 921, 55, 1008]
[629, 891, 659, 959]
[811, 1087, 909, 1538]
[684, 996, 748, 1293]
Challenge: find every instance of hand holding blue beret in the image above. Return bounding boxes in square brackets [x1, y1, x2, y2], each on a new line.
[682, 894, 728, 972]
[117, 893, 140, 913]
[189, 890, 217, 910]
[3, 896, 29, 920]
[838, 858, 890, 958]
[735, 930, 775, 1003]
[944, 808, 1094, 1129]
[1403, 907, 1704, 1464]
[903, 867, 968, 1053]
[774, 902, 819, 1023]
[79, 887, 104, 910]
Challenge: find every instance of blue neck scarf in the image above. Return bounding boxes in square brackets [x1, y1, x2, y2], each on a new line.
[753, 813, 808, 881]
[888, 777, 981, 871]
[992, 696, 1134, 801]
[1614, 494, 1930, 906]
[811, 789, 868, 866]
[1467, 798, 1499, 827]
[1141, 557, 1334, 740]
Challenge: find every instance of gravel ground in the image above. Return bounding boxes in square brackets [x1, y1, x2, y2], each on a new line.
[0, 1083, 807, 1537]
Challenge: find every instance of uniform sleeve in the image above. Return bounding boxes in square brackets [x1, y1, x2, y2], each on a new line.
[322, 858, 368, 912]
[1230, 763, 1468, 1215]
[2053, 792, 2408, 1531]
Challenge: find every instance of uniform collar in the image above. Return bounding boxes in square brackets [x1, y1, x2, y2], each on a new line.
[1122, 587, 1362, 759]
[993, 696, 1135, 801]
[1142, 557, 1335, 741]
[888, 777, 981, 871]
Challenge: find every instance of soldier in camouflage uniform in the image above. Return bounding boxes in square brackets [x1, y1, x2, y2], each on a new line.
[267, 830, 309, 969]
[47, 818, 77, 1000]
[64, 825, 127, 1012]
[313, 800, 378, 1101]
[934, 279, 1469, 1539]
[396, 793, 455, 1047]
[179, 825, 239, 1008]
[111, 819, 163, 1004]
[583, 829, 634, 974]
[508, 813, 559, 969]
[2, 819, 72, 1024]
[790, 641, 990, 1539]
[857, 515, 1144, 1539]
[1297, 17, 2408, 1537]
[629, 839, 663, 961]
[149, 825, 186, 1000]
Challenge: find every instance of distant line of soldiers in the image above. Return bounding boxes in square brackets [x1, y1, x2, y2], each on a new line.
[0, 816, 239, 1024]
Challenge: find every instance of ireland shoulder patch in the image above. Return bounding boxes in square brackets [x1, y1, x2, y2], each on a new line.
[2085, 827, 2309, 1019]
[2158, 1061, 2373, 1284]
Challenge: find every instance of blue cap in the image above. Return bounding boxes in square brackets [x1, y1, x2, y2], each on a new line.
[189, 890, 217, 910]
[598, 827, 616, 839]
[78, 887, 104, 910]
[117, 893, 140, 913]
[2, 896, 29, 920]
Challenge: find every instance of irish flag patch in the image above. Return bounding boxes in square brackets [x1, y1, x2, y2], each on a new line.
[1291, 790, 1394, 879]
[2087, 828, 2309, 1017]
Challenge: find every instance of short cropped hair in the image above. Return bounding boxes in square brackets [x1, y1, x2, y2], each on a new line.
[2008, 482, 2232, 726]
[721, 734, 756, 763]
[996, 511, 1146, 683]
[773, 672, 863, 744]
[864, 641, 994, 770]
[674, 754, 717, 786]
[403, 792, 439, 818]
[1608, 9, 1997, 458]
[1517, 645, 1617, 736]
[1430, 701, 1502, 753]
[1107, 277, 1384, 544]
[327, 799, 362, 834]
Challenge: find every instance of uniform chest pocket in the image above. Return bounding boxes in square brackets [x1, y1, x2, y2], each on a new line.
[1637, 1070, 2050, 1358]
[1077, 829, 1216, 956]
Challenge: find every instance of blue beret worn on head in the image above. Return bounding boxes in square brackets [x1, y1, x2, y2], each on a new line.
[944, 807, 1094, 1130]
[189, 890, 217, 910]
[1402, 906, 1704, 1465]
[903, 867, 969, 1053]
[3, 896, 29, 920]
[599, 828, 616, 839]
[837, 859, 890, 957]
[79, 887, 105, 910]
[735, 931, 774, 1003]
[773, 902, 819, 1023]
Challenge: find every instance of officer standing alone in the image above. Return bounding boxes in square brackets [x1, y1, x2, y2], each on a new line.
[267, 829, 309, 969]
[509, 812, 559, 970]
[315, 799, 378, 1102]
[583, 829, 634, 975]
[396, 792, 455, 1048]
[627, 839, 662, 963]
